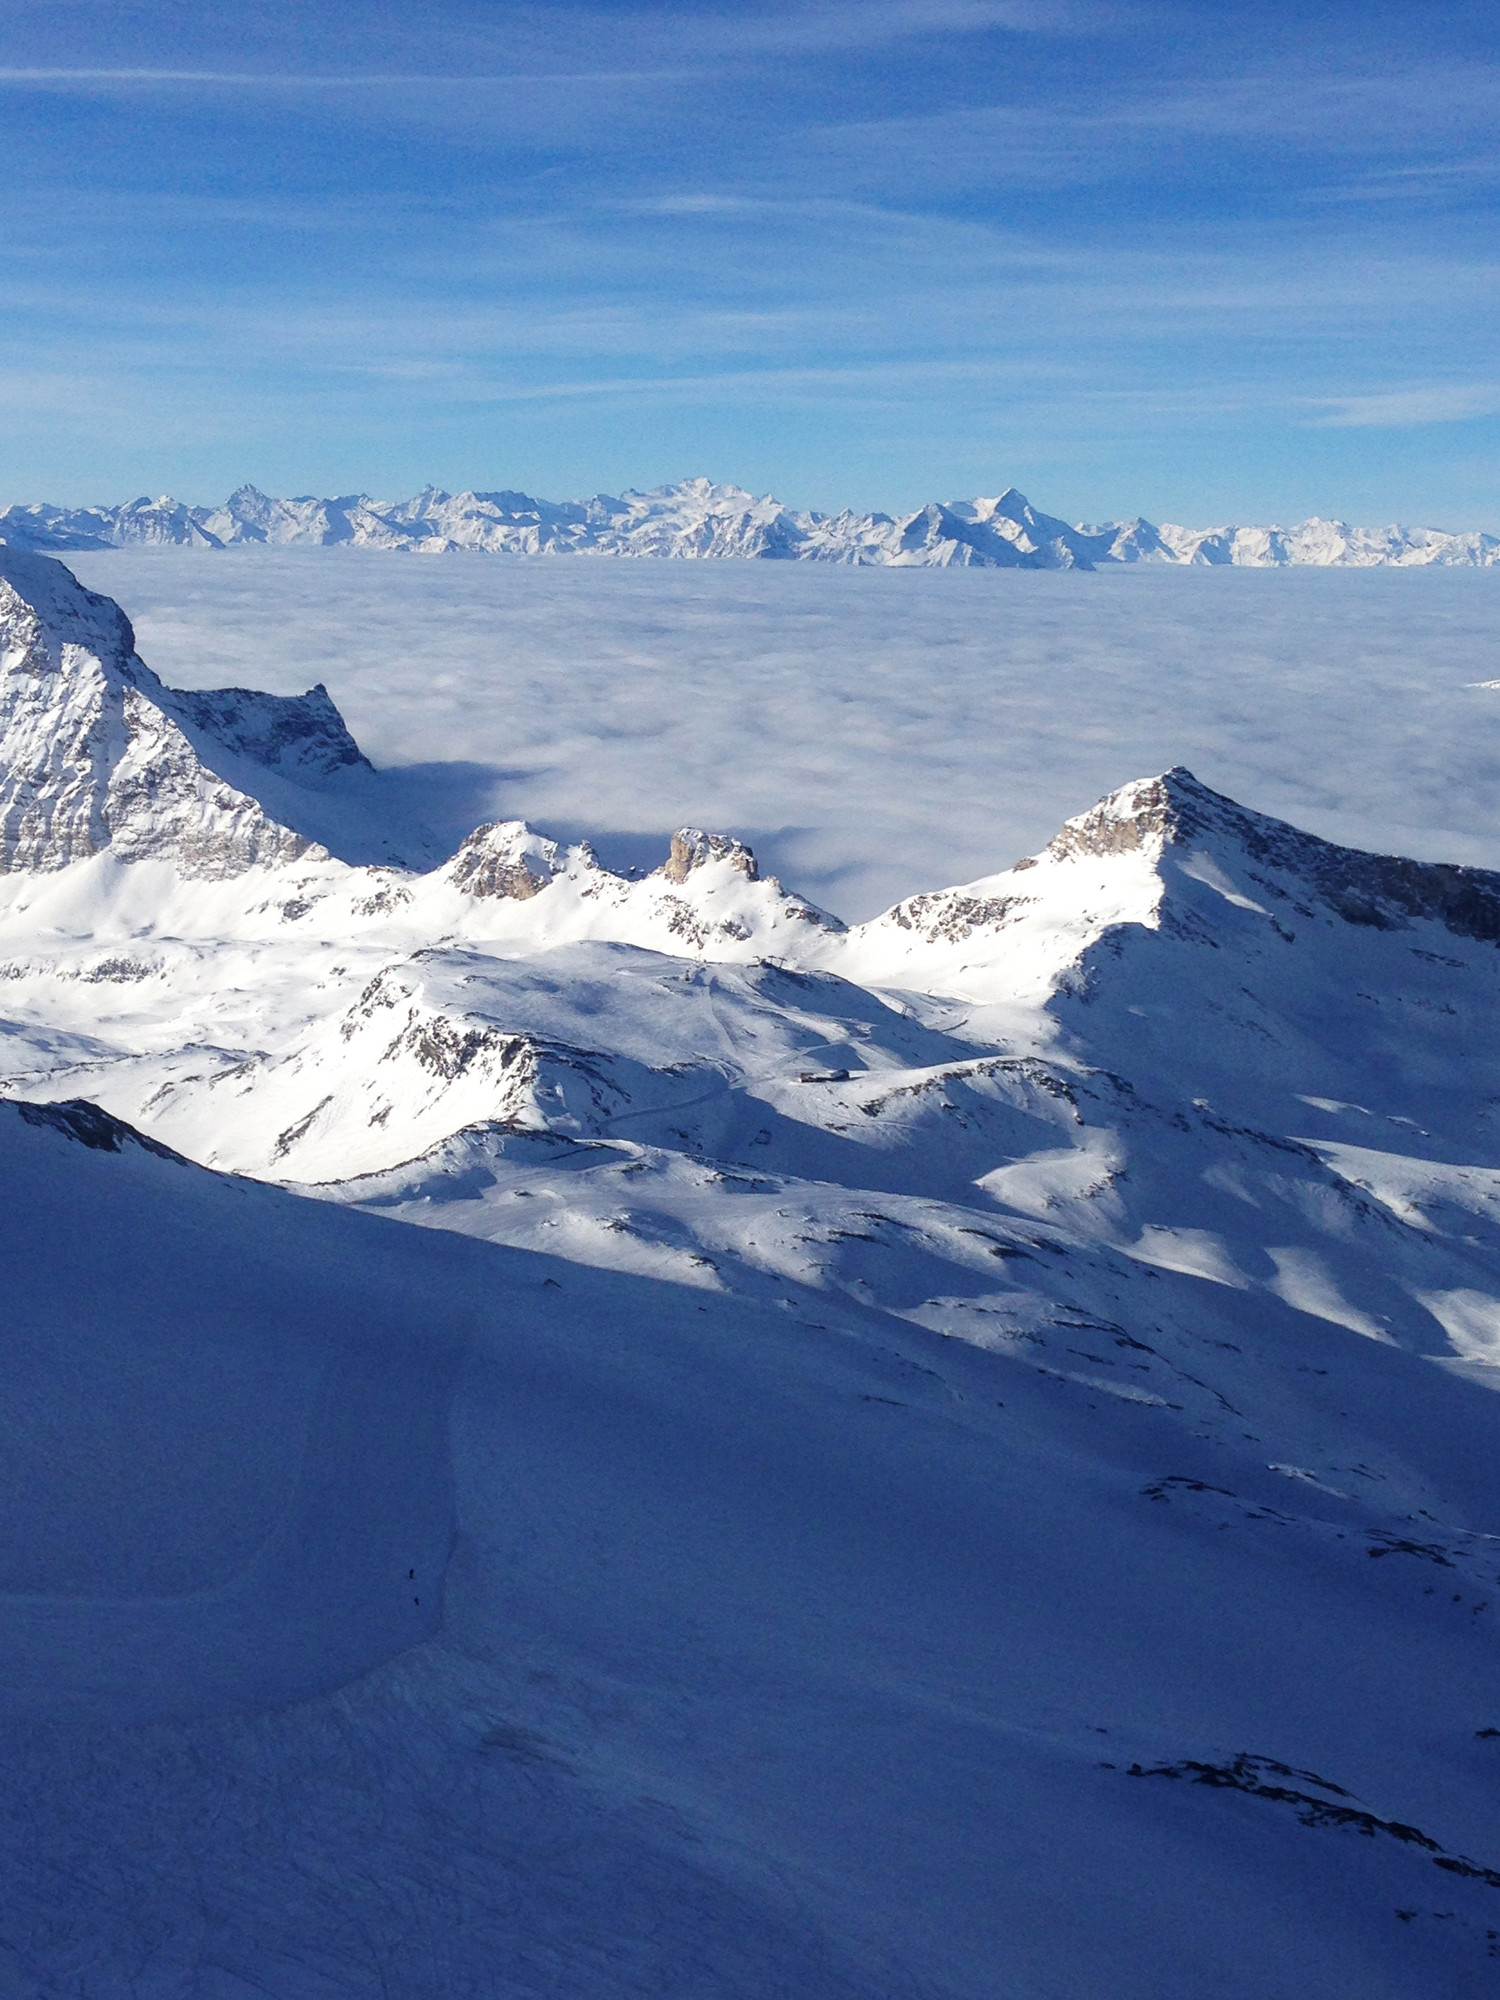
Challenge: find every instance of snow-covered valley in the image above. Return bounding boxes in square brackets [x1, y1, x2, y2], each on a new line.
[6, 549, 1500, 1995]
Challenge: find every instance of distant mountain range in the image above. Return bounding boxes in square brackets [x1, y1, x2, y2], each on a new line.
[1, 476, 1496, 567]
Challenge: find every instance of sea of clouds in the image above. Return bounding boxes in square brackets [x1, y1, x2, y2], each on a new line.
[67, 549, 1500, 920]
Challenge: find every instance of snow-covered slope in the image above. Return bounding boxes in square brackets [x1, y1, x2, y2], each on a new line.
[5, 477, 1497, 566]
[15, 1085, 1500, 1997]
[0, 1096, 459, 1720]
[6, 555, 1500, 1993]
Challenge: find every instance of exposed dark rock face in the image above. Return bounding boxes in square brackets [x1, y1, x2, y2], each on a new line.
[10, 1097, 187, 1160]
[663, 829, 759, 884]
[1128, 1752, 1500, 1891]
[172, 685, 370, 778]
[890, 891, 1022, 943]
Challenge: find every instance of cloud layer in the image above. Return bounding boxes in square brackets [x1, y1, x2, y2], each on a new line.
[65, 549, 1500, 920]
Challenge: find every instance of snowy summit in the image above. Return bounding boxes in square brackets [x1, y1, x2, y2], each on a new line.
[2, 476, 1497, 567]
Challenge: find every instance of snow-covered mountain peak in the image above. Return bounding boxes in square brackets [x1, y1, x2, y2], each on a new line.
[639, 476, 761, 506]
[1055, 764, 1500, 949]
[0, 546, 148, 681]
[1037, 763, 1311, 869]
[834, 761, 1500, 1040]
[1043, 766, 1201, 861]
[0, 551, 405, 876]
[422, 816, 844, 969]
[7, 479, 1500, 564]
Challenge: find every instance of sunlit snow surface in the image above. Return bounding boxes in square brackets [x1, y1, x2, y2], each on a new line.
[11, 552, 1500, 1996]
[66, 549, 1500, 918]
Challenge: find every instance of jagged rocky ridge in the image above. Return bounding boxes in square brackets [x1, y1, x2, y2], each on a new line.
[5, 554, 1500, 1993]
[3, 476, 1496, 567]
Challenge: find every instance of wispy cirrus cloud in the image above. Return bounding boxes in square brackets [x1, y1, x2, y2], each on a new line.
[0, 66, 681, 86]
[0, 0, 1118, 89]
[1305, 157, 1500, 205]
[630, 0, 1131, 52]
[797, 61, 1500, 199]
[1307, 385, 1500, 428]
[0, 0, 1496, 519]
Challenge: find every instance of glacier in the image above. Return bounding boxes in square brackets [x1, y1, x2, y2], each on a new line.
[2, 474, 1498, 567]
[4, 549, 1500, 1994]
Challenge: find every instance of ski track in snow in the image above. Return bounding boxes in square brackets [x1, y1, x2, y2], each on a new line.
[65, 547, 1500, 920]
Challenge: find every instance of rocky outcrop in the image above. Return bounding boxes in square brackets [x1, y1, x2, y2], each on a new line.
[10, 1097, 188, 1160]
[887, 890, 1024, 944]
[1044, 772, 1187, 861]
[104, 690, 318, 876]
[447, 821, 564, 901]
[442, 817, 845, 950]
[662, 829, 759, 884]
[170, 684, 370, 779]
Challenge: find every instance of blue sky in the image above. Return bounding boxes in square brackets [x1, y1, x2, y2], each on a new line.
[2, 0, 1497, 524]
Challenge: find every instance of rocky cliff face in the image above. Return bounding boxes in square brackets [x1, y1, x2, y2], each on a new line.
[662, 828, 759, 883]
[170, 684, 370, 781]
[0, 550, 355, 876]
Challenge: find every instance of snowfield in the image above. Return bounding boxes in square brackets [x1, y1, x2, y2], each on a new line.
[5, 549, 1500, 1995]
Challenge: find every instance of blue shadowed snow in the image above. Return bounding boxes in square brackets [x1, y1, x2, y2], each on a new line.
[7, 1101, 1500, 1993]
[0, 1105, 462, 1719]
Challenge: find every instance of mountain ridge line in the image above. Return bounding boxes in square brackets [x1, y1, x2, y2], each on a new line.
[3, 476, 1497, 568]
